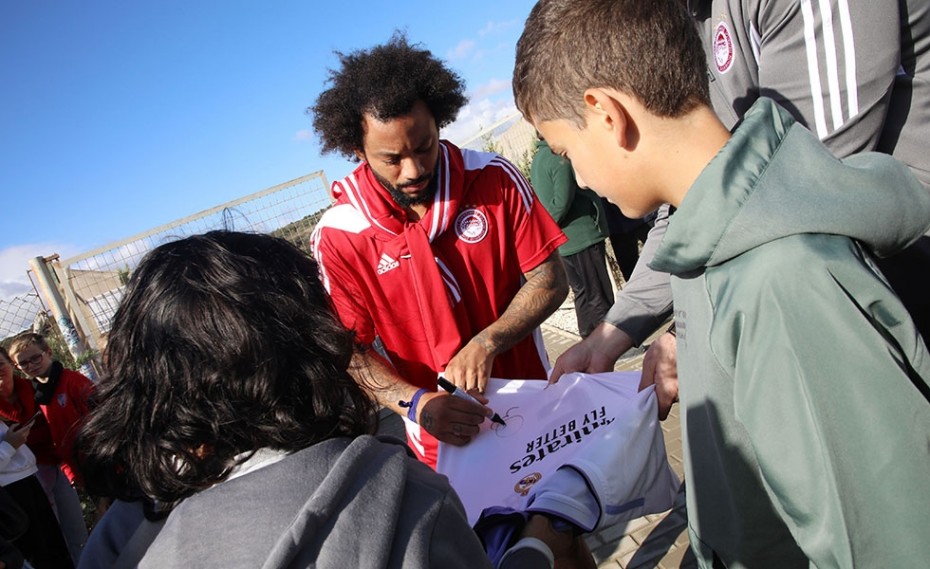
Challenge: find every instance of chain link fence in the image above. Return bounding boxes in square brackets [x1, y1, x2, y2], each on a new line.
[11, 120, 534, 354]
[53, 171, 331, 350]
[457, 112, 537, 175]
[0, 291, 47, 341]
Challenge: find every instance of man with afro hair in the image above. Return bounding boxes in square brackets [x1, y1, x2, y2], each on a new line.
[309, 33, 569, 469]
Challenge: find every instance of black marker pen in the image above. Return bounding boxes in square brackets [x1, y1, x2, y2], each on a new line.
[437, 377, 506, 426]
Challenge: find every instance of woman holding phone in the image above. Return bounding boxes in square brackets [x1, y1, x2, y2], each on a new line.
[0, 346, 73, 569]
[0, 345, 88, 565]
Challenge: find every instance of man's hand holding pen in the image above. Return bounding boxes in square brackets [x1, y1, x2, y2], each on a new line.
[417, 390, 489, 445]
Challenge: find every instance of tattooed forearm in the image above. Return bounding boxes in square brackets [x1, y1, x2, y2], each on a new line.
[475, 250, 568, 355]
[349, 348, 422, 414]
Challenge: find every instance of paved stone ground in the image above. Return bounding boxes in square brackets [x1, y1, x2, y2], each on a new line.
[542, 324, 696, 569]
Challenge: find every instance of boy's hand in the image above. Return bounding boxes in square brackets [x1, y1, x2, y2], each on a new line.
[638, 332, 678, 420]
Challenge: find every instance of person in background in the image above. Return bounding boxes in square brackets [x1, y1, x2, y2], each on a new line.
[8, 333, 93, 485]
[7, 332, 93, 564]
[75, 231, 491, 568]
[530, 136, 613, 337]
[600, 198, 651, 284]
[0, 346, 73, 569]
[513, 0, 930, 566]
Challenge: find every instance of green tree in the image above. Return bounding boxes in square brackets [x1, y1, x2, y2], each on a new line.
[515, 142, 539, 181]
[480, 130, 503, 155]
[272, 208, 329, 255]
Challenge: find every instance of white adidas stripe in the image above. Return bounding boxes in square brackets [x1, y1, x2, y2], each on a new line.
[492, 156, 535, 213]
[836, 0, 859, 117]
[436, 257, 462, 304]
[800, 0, 858, 139]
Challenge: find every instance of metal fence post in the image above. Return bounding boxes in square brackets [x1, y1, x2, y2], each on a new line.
[28, 256, 99, 382]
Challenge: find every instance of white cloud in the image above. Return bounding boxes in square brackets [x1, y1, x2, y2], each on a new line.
[467, 48, 489, 64]
[478, 19, 519, 37]
[293, 129, 315, 142]
[447, 39, 477, 61]
[0, 242, 82, 301]
[469, 78, 511, 101]
[0, 280, 31, 299]
[453, 81, 520, 146]
[442, 97, 519, 145]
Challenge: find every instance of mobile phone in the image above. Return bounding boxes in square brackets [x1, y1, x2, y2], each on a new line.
[13, 411, 42, 431]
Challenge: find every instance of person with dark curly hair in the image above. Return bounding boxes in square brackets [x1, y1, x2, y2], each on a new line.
[309, 34, 569, 468]
[311, 33, 468, 167]
[75, 231, 491, 568]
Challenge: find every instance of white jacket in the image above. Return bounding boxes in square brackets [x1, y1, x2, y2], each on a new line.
[0, 422, 38, 487]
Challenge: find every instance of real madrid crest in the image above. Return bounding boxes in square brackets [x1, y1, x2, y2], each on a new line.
[454, 208, 488, 244]
[514, 472, 542, 497]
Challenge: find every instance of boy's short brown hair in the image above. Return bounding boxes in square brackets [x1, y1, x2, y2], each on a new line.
[513, 0, 710, 126]
[8, 332, 49, 358]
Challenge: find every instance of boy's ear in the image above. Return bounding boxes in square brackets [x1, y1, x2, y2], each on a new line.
[583, 88, 632, 149]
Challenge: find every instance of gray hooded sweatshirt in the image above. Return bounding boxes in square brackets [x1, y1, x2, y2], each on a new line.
[82, 436, 492, 569]
[651, 98, 930, 568]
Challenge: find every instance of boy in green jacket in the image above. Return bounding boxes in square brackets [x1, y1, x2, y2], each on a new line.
[513, 1, 930, 567]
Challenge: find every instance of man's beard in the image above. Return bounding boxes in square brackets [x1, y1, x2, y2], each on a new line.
[372, 169, 438, 208]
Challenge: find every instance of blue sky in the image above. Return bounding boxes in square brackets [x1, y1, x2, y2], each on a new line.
[0, 0, 536, 299]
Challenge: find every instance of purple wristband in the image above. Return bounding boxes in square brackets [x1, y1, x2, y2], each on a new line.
[404, 388, 428, 423]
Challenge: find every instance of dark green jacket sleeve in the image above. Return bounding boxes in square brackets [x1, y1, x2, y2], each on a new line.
[530, 140, 575, 224]
[529, 140, 607, 256]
